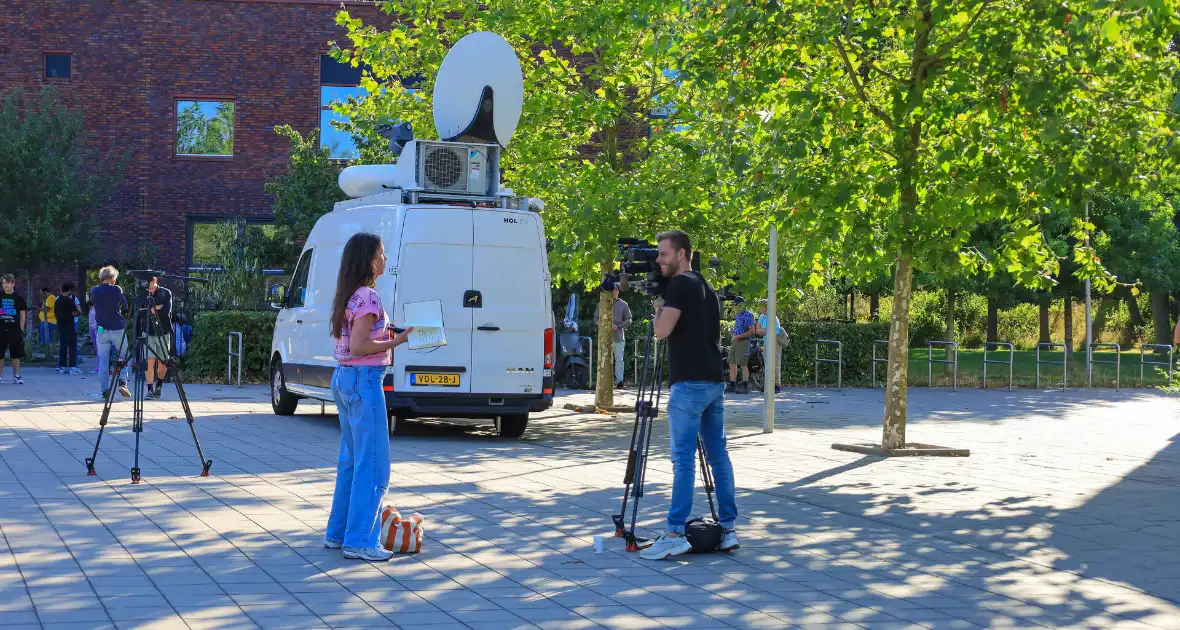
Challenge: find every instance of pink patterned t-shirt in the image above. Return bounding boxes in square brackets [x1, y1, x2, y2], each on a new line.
[333, 286, 392, 366]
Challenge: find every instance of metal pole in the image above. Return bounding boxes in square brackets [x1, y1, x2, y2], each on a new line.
[764, 225, 777, 434]
[1085, 199, 1092, 385]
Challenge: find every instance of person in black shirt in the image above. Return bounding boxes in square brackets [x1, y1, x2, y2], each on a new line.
[55, 282, 81, 374]
[0, 274, 29, 384]
[145, 276, 173, 399]
[640, 230, 739, 560]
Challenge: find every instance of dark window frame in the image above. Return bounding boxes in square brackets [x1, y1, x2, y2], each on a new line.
[186, 215, 277, 271]
[173, 96, 237, 160]
[43, 52, 72, 80]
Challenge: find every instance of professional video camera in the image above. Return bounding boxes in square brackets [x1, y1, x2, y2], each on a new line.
[616, 238, 704, 296]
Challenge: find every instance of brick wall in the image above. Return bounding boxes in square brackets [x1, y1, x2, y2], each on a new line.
[0, 0, 384, 295]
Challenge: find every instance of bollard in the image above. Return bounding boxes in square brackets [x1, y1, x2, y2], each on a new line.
[227, 331, 243, 388]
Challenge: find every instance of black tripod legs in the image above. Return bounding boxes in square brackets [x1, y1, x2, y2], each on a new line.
[85, 351, 134, 476]
[170, 365, 213, 476]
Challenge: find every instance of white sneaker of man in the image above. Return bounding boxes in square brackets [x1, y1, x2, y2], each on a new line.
[719, 529, 740, 552]
[639, 533, 692, 560]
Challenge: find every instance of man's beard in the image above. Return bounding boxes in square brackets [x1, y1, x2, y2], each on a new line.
[662, 259, 681, 278]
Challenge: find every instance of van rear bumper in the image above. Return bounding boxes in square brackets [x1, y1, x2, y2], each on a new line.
[385, 394, 553, 418]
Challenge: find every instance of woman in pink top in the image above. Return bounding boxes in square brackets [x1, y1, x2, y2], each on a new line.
[324, 233, 412, 562]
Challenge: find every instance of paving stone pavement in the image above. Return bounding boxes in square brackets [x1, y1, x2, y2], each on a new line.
[0, 365, 1178, 629]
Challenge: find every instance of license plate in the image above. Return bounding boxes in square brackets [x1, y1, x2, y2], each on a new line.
[410, 373, 461, 387]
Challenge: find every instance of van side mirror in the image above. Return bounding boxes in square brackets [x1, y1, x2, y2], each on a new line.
[268, 284, 287, 309]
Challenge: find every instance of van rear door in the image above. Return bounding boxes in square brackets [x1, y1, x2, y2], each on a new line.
[393, 207, 474, 394]
[468, 209, 547, 395]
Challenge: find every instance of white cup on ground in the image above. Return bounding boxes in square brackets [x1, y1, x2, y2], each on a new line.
[593, 535, 605, 553]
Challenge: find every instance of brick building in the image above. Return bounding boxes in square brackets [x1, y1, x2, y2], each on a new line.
[0, 0, 386, 295]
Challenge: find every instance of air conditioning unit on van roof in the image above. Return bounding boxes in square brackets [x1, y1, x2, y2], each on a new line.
[337, 31, 525, 202]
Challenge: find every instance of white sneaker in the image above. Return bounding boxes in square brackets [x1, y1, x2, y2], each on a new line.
[323, 538, 343, 549]
[342, 546, 393, 561]
[56, 367, 65, 374]
[0, 377, 6, 384]
[68, 368, 83, 375]
[13, 376, 23, 385]
[720, 529, 740, 552]
[639, 533, 692, 560]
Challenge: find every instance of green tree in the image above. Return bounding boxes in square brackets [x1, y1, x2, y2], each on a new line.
[685, 1, 1180, 449]
[333, 0, 742, 407]
[0, 86, 117, 284]
[264, 125, 347, 268]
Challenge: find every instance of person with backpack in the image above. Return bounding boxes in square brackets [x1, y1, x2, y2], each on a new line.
[54, 282, 81, 374]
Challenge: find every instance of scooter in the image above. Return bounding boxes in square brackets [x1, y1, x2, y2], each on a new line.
[557, 327, 591, 390]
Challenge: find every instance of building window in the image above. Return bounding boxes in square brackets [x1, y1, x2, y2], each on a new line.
[175, 100, 234, 157]
[188, 217, 284, 271]
[319, 55, 367, 161]
[44, 54, 71, 79]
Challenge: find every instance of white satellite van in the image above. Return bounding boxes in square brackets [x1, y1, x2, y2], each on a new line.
[267, 32, 553, 437]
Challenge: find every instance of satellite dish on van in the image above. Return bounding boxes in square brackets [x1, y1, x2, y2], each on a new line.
[433, 32, 524, 148]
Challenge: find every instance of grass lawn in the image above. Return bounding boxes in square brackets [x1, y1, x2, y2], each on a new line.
[905, 347, 1175, 389]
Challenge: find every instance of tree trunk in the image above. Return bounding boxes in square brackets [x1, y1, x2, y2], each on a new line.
[1063, 296, 1074, 356]
[987, 297, 999, 343]
[883, 254, 914, 450]
[848, 293, 856, 322]
[870, 294, 880, 321]
[1151, 292, 1171, 346]
[1126, 290, 1145, 328]
[1039, 295, 1051, 343]
[594, 262, 615, 409]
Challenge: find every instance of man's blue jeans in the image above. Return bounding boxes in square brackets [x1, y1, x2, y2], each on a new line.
[665, 381, 738, 534]
[326, 365, 391, 549]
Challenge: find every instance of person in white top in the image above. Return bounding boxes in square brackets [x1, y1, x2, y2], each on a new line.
[754, 301, 788, 393]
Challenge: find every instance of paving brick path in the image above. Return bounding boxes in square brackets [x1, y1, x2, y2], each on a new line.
[1, 366, 1178, 629]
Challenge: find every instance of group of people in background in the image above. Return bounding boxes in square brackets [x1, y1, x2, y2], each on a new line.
[0, 268, 191, 399]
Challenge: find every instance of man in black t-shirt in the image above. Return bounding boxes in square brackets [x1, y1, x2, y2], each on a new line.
[54, 282, 81, 373]
[145, 276, 173, 399]
[0, 274, 29, 384]
[639, 230, 739, 560]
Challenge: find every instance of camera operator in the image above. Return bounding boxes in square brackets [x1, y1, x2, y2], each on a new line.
[144, 276, 173, 399]
[640, 230, 739, 560]
[90, 266, 131, 399]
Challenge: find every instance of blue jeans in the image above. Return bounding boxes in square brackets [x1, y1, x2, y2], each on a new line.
[40, 322, 56, 345]
[326, 365, 391, 549]
[96, 329, 128, 394]
[665, 381, 738, 534]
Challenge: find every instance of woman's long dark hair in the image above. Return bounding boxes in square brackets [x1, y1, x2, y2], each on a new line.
[330, 232, 383, 339]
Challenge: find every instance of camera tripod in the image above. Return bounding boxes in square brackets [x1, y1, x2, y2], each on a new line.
[85, 271, 212, 483]
[612, 317, 720, 552]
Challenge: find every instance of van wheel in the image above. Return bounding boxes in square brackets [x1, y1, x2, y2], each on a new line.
[388, 413, 408, 435]
[271, 363, 299, 416]
[496, 414, 528, 438]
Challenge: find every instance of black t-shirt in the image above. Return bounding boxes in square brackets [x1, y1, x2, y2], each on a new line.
[663, 272, 723, 385]
[148, 286, 173, 336]
[53, 293, 79, 328]
[0, 292, 27, 330]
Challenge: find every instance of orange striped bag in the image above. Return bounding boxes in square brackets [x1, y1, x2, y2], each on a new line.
[378, 505, 424, 554]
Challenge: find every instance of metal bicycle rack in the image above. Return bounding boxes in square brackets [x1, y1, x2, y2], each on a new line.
[580, 336, 594, 386]
[1140, 344, 1174, 383]
[1036, 342, 1066, 390]
[227, 331, 243, 388]
[1088, 342, 1121, 390]
[871, 340, 889, 388]
[927, 341, 958, 391]
[814, 340, 842, 390]
[982, 342, 1014, 391]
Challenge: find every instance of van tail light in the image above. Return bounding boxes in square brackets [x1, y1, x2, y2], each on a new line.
[544, 327, 554, 368]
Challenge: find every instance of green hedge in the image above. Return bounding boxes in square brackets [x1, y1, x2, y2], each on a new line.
[185, 310, 277, 383]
